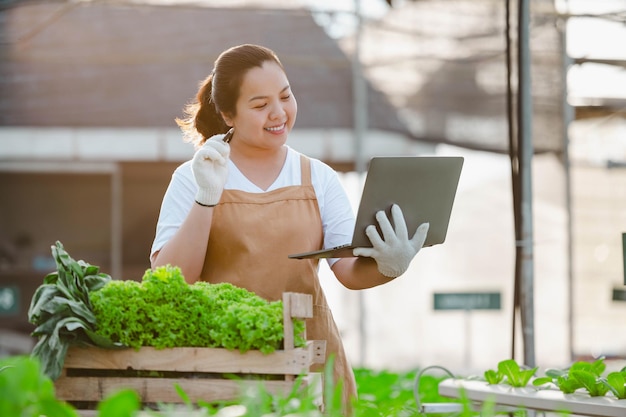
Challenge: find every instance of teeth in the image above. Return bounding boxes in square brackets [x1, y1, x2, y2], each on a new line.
[265, 124, 284, 132]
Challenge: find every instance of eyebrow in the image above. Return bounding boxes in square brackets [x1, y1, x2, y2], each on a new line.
[248, 85, 291, 102]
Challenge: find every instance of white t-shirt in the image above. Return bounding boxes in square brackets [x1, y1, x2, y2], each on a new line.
[151, 146, 355, 267]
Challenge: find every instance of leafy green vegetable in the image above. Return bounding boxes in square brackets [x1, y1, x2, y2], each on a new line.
[572, 370, 610, 397]
[484, 359, 537, 387]
[27, 241, 120, 380]
[28, 242, 307, 382]
[89, 265, 306, 353]
[604, 370, 626, 399]
[533, 358, 611, 396]
[484, 369, 504, 385]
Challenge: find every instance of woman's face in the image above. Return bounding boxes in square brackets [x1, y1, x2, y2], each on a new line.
[222, 61, 297, 151]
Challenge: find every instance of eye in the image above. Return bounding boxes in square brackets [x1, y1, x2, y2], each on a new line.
[254, 103, 267, 109]
[281, 94, 291, 101]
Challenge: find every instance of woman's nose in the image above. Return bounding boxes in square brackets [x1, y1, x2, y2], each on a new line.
[269, 100, 286, 119]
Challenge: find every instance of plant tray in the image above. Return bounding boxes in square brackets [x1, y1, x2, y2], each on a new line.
[438, 378, 626, 417]
[54, 292, 326, 406]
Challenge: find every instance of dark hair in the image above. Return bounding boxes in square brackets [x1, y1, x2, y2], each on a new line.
[176, 44, 285, 148]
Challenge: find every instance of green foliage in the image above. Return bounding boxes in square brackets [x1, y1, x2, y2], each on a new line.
[605, 370, 626, 399]
[1, 355, 528, 417]
[27, 241, 121, 380]
[571, 370, 609, 397]
[484, 359, 537, 387]
[90, 265, 306, 353]
[484, 369, 504, 385]
[28, 242, 306, 381]
[354, 368, 421, 416]
[0, 355, 78, 417]
[533, 358, 614, 397]
[96, 389, 141, 417]
[209, 358, 339, 417]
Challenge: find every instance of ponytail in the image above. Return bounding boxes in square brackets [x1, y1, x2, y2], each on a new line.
[176, 73, 228, 149]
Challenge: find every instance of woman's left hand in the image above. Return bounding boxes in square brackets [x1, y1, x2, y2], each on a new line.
[353, 204, 429, 278]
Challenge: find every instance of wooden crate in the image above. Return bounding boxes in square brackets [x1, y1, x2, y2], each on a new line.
[55, 292, 326, 407]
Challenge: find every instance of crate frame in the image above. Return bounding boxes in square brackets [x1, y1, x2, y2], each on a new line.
[54, 292, 326, 405]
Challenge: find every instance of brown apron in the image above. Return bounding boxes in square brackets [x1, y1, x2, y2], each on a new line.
[200, 155, 357, 407]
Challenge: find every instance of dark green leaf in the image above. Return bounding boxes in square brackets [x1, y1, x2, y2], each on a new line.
[83, 328, 127, 349]
[40, 296, 72, 317]
[28, 284, 59, 324]
[84, 273, 112, 292]
[545, 368, 566, 379]
[63, 299, 97, 324]
[31, 335, 69, 381]
[43, 271, 59, 285]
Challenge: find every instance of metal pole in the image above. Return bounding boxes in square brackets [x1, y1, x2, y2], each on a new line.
[352, 0, 368, 366]
[558, 4, 575, 363]
[518, 0, 536, 367]
[505, 0, 522, 361]
[353, 0, 367, 175]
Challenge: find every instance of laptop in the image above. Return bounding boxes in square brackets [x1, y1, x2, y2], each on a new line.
[288, 156, 464, 259]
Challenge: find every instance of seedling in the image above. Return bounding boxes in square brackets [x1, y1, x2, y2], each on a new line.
[604, 369, 626, 399]
[484, 359, 537, 387]
[572, 369, 610, 397]
[533, 358, 618, 397]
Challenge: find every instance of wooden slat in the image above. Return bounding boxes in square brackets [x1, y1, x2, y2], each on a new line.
[310, 340, 326, 364]
[281, 292, 313, 354]
[55, 376, 297, 403]
[282, 293, 295, 351]
[64, 342, 321, 375]
[284, 292, 313, 319]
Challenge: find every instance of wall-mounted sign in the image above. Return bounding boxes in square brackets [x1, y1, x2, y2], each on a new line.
[0, 285, 19, 316]
[613, 288, 626, 302]
[434, 291, 501, 311]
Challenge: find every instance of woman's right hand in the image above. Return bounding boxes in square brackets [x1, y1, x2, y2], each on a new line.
[192, 133, 231, 206]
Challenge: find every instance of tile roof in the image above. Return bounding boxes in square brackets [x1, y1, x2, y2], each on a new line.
[0, 1, 409, 136]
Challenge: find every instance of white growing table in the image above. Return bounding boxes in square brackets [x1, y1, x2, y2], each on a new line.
[438, 378, 626, 417]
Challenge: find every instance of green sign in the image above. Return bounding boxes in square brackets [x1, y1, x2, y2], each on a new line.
[0, 285, 19, 315]
[434, 292, 501, 311]
[613, 288, 626, 302]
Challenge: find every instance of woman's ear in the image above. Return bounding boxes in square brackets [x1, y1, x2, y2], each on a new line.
[221, 112, 233, 127]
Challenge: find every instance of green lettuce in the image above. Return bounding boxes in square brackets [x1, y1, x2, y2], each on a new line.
[90, 265, 306, 353]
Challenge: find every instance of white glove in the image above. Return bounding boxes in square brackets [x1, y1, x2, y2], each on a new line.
[353, 204, 429, 278]
[191, 133, 230, 206]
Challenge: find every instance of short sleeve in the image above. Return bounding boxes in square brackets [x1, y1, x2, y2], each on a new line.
[150, 161, 196, 259]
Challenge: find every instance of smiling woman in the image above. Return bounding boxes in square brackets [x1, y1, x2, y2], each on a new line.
[148, 43, 433, 414]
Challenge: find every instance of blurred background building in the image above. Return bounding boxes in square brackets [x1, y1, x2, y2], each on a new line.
[1, 0, 625, 374]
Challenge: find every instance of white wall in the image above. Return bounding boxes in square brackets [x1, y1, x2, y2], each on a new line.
[320, 144, 573, 374]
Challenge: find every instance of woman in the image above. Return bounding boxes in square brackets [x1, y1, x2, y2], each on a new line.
[150, 44, 429, 409]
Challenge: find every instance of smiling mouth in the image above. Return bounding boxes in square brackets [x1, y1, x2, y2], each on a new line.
[265, 123, 285, 132]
